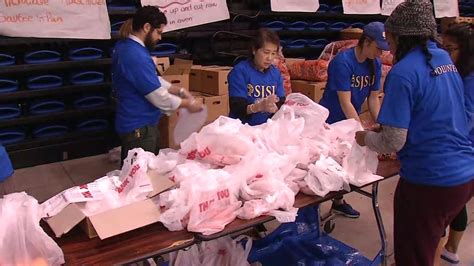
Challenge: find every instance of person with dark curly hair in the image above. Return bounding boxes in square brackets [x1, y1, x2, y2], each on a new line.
[439, 22, 474, 265]
[355, 1, 474, 265]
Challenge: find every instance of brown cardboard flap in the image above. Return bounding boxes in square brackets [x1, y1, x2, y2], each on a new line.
[154, 57, 171, 75]
[89, 199, 162, 240]
[45, 204, 85, 238]
[147, 170, 176, 198]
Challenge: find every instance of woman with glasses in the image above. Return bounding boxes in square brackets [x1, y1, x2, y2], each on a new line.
[439, 22, 473, 265]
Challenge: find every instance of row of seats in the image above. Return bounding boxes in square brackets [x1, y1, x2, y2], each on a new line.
[0, 119, 110, 145]
[261, 21, 366, 32]
[0, 71, 106, 94]
[0, 94, 109, 122]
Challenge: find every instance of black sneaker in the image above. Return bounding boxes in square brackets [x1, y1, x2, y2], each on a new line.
[331, 201, 360, 218]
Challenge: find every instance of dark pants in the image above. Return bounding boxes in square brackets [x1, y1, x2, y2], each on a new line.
[394, 178, 474, 266]
[450, 205, 467, 232]
[119, 125, 159, 165]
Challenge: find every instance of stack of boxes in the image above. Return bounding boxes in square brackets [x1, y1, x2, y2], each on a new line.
[157, 58, 231, 149]
[287, 58, 327, 104]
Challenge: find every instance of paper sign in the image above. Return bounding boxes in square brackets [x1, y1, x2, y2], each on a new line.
[270, 0, 320, 12]
[381, 0, 404, 16]
[140, 0, 230, 32]
[0, 0, 111, 39]
[433, 0, 459, 18]
[342, 0, 381, 14]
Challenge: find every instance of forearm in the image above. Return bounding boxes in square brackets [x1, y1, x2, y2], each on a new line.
[368, 95, 381, 121]
[365, 126, 407, 154]
[145, 88, 182, 113]
[341, 102, 361, 122]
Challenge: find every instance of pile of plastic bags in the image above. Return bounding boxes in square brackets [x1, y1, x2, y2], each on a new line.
[153, 93, 382, 235]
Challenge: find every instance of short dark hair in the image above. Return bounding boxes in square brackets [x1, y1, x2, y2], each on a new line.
[252, 28, 280, 52]
[444, 22, 474, 78]
[132, 6, 167, 32]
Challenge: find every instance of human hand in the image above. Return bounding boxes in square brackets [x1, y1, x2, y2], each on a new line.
[253, 94, 279, 113]
[186, 99, 204, 113]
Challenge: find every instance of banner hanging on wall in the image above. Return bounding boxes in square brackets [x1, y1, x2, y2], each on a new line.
[141, 0, 230, 32]
[0, 0, 111, 39]
[270, 0, 320, 12]
[381, 0, 404, 16]
[433, 0, 459, 18]
[342, 0, 381, 15]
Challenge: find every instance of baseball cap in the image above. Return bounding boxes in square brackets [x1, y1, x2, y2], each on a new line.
[363, 22, 389, 51]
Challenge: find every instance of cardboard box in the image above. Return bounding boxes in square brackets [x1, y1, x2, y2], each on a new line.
[158, 120, 178, 149]
[291, 80, 326, 102]
[191, 92, 229, 122]
[155, 57, 193, 90]
[189, 65, 204, 92]
[200, 66, 232, 95]
[441, 17, 474, 33]
[45, 172, 174, 240]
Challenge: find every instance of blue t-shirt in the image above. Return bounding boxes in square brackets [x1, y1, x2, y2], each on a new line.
[228, 60, 285, 126]
[112, 38, 163, 134]
[463, 72, 474, 146]
[319, 47, 382, 124]
[378, 41, 474, 187]
[0, 145, 13, 181]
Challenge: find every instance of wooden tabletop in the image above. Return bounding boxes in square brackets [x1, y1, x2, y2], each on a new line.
[196, 160, 400, 241]
[52, 160, 400, 264]
[47, 222, 194, 265]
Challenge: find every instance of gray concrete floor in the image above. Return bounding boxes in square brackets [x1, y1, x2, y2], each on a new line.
[1, 155, 472, 265]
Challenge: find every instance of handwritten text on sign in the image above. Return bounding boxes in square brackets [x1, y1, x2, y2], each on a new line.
[270, 0, 320, 12]
[342, 0, 381, 15]
[0, 0, 111, 39]
[433, 0, 459, 18]
[381, 0, 404, 16]
[140, 0, 230, 32]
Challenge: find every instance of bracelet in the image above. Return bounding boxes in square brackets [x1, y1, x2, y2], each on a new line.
[249, 104, 256, 113]
[179, 88, 186, 98]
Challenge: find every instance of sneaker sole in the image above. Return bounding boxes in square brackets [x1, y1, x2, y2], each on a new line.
[440, 254, 459, 264]
[332, 209, 360, 219]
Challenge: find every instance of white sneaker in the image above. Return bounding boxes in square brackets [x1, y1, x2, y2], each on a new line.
[440, 247, 460, 264]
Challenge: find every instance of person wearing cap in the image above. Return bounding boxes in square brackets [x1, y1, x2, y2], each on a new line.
[319, 21, 389, 218]
[112, 6, 203, 164]
[355, 1, 474, 265]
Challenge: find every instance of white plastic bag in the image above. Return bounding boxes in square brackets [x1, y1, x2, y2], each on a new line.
[343, 143, 382, 186]
[304, 155, 350, 197]
[170, 236, 252, 266]
[0, 192, 65, 265]
[180, 117, 255, 166]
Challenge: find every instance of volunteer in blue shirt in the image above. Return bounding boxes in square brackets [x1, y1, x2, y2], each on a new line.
[439, 22, 473, 265]
[355, 1, 474, 265]
[228, 28, 286, 126]
[227, 28, 285, 237]
[0, 144, 13, 182]
[112, 6, 203, 163]
[319, 22, 388, 218]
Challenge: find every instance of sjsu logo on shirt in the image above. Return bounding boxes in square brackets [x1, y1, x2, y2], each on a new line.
[351, 75, 376, 90]
[247, 84, 276, 98]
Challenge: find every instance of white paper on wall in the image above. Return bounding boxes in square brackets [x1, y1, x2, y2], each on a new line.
[381, 0, 405, 16]
[433, 0, 459, 18]
[270, 0, 320, 12]
[0, 0, 111, 39]
[342, 0, 381, 15]
[141, 0, 230, 32]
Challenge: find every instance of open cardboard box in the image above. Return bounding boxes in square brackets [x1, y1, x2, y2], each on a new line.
[191, 92, 229, 122]
[155, 57, 193, 90]
[44, 170, 175, 240]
